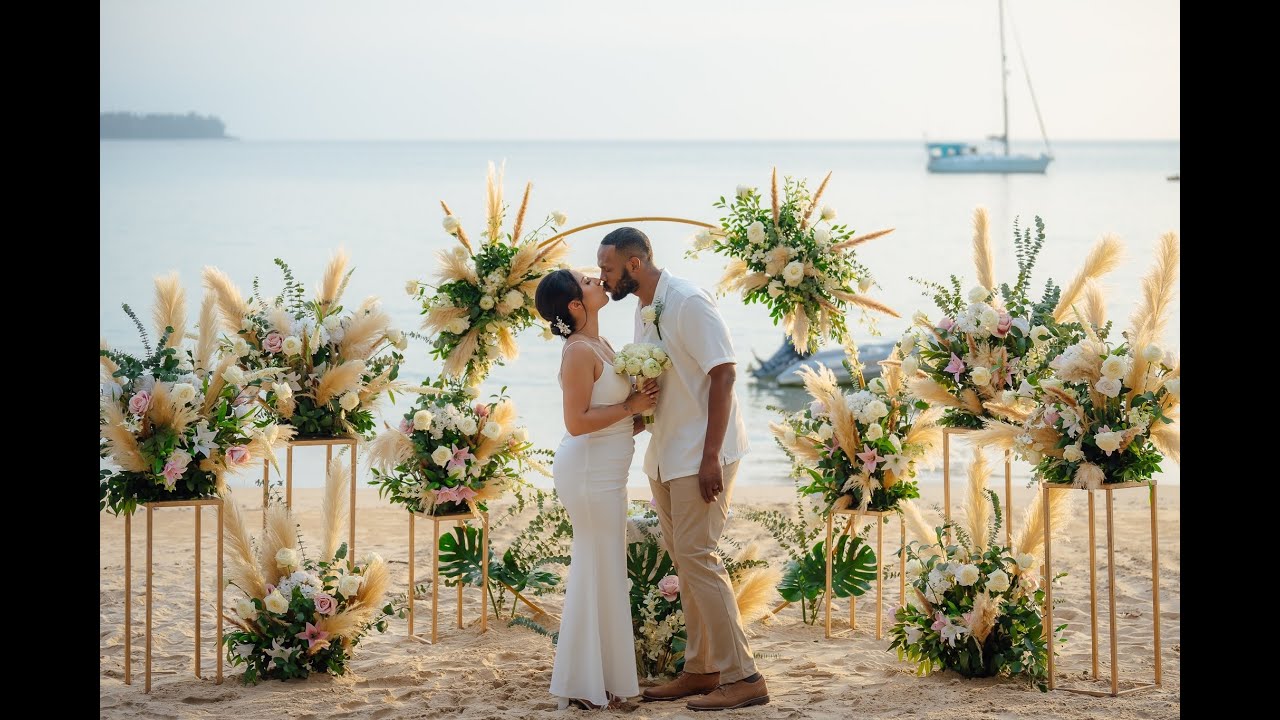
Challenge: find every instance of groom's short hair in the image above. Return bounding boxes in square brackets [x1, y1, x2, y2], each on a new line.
[600, 227, 652, 262]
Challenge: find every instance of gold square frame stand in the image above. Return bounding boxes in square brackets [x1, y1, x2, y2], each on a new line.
[943, 427, 1014, 547]
[406, 509, 490, 644]
[261, 436, 360, 558]
[824, 508, 905, 640]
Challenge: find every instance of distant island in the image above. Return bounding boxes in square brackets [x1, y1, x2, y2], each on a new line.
[100, 112, 235, 140]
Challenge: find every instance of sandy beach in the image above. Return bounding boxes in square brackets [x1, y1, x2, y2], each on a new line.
[99, 481, 1179, 719]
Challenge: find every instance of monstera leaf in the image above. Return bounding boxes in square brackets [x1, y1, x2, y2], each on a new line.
[437, 526, 563, 594]
[627, 536, 675, 608]
[778, 532, 877, 603]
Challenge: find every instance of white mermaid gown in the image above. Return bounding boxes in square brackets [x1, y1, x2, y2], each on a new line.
[548, 340, 640, 707]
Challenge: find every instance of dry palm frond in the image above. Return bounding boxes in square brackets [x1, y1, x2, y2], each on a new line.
[735, 565, 783, 625]
[202, 266, 250, 334]
[970, 420, 1022, 450]
[717, 259, 748, 293]
[829, 289, 900, 317]
[220, 489, 267, 598]
[960, 389, 984, 415]
[1013, 485, 1073, 560]
[497, 324, 519, 361]
[485, 160, 505, 244]
[1150, 421, 1180, 463]
[244, 424, 295, 475]
[969, 591, 1000, 644]
[801, 171, 832, 230]
[902, 416, 944, 468]
[1053, 234, 1124, 323]
[830, 227, 894, 252]
[901, 500, 942, 556]
[1125, 233, 1180, 398]
[474, 400, 518, 463]
[982, 401, 1030, 422]
[971, 207, 996, 293]
[423, 304, 470, 334]
[368, 428, 414, 472]
[769, 422, 821, 463]
[1073, 462, 1105, 490]
[146, 382, 177, 429]
[770, 167, 780, 228]
[797, 364, 860, 459]
[339, 305, 391, 360]
[153, 273, 187, 350]
[531, 236, 570, 270]
[194, 293, 219, 379]
[1042, 386, 1080, 408]
[321, 454, 350, 563]
[505, 243, 538, 286]
[317, 610, 365, 647]
[100, 338, 121, 384]
[511, 181, 532, 243]
[354, 554, 391, 615]
[315, 360, 366, 405]
[201, 356, 237, 414]
[435, 246, 478, 285]
[357, 367, 395, 405]
[101, 403, 148, 471]
[965, 447, 992, 554]
[908, 377, 964, 409]
[264, 305, 292, 337]
[440, 200, 473, 253]
[258, 503, 298, 584]
[787, 311, 810, 349]
[1084, 280, 1107, 329]
[740, 272, 770, 293]
[443, 327, 482, 379]
[317, 248, 349, 309]
[473, 475, 511, 504]
[817, 306, 832, 339]
[882, 345, 905, 398]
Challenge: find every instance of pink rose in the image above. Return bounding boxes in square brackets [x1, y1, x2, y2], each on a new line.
[399, 419, 414, 434]
[312, 592, 337, 616]
[263, 332, 284, 353]
[658, 575, 680, 602]
[1043, 409, 1059, 425]
[225, 445, 251, 466]
[474, 403, 490, 418]
[937, 317, 955, 331]
[993, 313, 1013, 338]
[128, 391, 152, 415]
[162, 456, 188, 487]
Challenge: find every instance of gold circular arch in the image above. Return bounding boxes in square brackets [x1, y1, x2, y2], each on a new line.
[539, 216, 717, 249]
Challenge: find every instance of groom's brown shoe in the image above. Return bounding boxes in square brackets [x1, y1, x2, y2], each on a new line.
[641, 671, 720, 701]
[686, 675, 769, 711]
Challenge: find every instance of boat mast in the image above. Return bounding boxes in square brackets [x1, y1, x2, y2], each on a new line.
[998, 0, 1010, 156]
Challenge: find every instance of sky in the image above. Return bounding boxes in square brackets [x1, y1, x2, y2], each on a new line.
[100, 0, 1179, 141]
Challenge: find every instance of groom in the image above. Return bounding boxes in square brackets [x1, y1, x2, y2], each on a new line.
[597, 227, 769, 711]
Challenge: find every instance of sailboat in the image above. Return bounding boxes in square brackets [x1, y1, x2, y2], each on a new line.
[927, 0, 1053, 174]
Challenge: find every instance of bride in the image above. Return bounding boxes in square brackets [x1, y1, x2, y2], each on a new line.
[535, 268, 657, 711]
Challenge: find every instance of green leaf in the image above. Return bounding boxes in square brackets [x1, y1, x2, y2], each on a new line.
[778, 533, 877, 603]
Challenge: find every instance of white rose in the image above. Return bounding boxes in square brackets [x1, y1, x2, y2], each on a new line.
[282, 336, 303, 356]
[460, 416, 478, 435]
[236, 597, 258, 621]
[746, 221, 767, 245]
[405, 279, 420, 296]
[171, 383, 197, 405]
[1063, 444, 1084, 462]
[868, 377, 887, 394]
[1017, 553, 1038, 572]
[986, 569, 1011, 593]
[693, 229, 714, 251]
[904, 559, 923, 580]
[386, 328, 403, 346]
[640, 358, 663, 378]
[955, 564, 980, 587]
[1142, 344, 1163, 363]
[514, 427, 530, 443]
[1165, 378, 1180, 399]
[767, 280, 784, 298]
[446, 317, 471, 335]
[970, 366, 992, 387]
[820, 205, 837, 221]
[551, 210, 568, 226]
[651, 348, 668, 364]
[901, 356, 919, 376]
[865, 423, 883, 441]
[968, 286, 989, 303]
[263, 590, 289, 614]
[736, 184, 753, 198]
[275, 547, 299, 571]
[641, 305, 657, 323]
[481, 421, 502, 439]
[862, 400, 889, 421]
[1031, 325, 1051, 345]
[413, 410, 434, 431]
[625, 358, 643, 376]
[222, 365, 246, 386]
[999, 390, 1017, 405]
[814, 226, 831, 245]
[816, 423, 834, 441]
[478, 295, 496, 311]
[1100, 355, 1130, 380]
[612, 357, 628, 374]
[502, 289, 525, 312]
[339, 392, 360, 411]
[858, 275, 873, 292]
[782, 261, 806, 287]
[431, 446, 452, 466]
[232, 338, 251, 357]
[442, 215, 461, 234]
[1095, 377, 1122, 398]
[274, 382, 293, 401]
[1094, 430, 1123, 453]
[338, 574, 363, 598]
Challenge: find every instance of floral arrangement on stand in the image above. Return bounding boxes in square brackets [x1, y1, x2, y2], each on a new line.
[889, 447, 1071, 690]
[100, 274, 293, 516]
[771, 339, 943, 514]
[701, 168, 899, 353]
[972, 233, 1181, 487]
[909, 209, 1124, 429]
[415, 162, 571, 384]
[202, 250, 408, 438]
[367, 376, 553, 516]
[222, 458, 395, 683]
[611, 342, 672, 423]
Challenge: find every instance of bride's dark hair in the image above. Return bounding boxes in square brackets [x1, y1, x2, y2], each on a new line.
[534, 269, 582, 338]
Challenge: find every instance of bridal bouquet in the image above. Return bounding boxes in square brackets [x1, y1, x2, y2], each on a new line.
[367, 377, 553, 516]
[416, 162, 570, 384]
[771, 340, 942, 513]
[703, 168, 898, 353]
[973, 234, 1181, 487]
[100, 274, 292, 516]
[889, 448, 1068, 690]
[612, 342, 672, 423]
[910, 210, 1122, 429]
[203, 251, 408, 439]
[221, 464, 394, 684]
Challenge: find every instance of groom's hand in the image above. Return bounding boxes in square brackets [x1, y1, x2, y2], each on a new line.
[698, 456, 723, 503]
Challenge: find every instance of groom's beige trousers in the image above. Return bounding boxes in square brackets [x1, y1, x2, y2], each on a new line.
[649, 460, 758, 684]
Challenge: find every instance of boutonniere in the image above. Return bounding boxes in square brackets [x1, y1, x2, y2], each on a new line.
[641, 299, 664, 339]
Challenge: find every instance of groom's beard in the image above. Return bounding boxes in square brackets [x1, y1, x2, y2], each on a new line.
[607, 268, 639, 301]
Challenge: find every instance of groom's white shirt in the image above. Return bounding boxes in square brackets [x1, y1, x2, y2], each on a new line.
[634, 269, 749, 482]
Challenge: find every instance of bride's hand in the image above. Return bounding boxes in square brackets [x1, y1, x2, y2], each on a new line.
[624, 388, 657, 415]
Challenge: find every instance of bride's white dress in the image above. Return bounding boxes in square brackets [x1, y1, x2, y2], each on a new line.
[548, 339, 640, 707]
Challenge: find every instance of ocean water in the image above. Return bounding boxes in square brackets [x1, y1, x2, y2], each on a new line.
[100, 140, 1180, 491]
